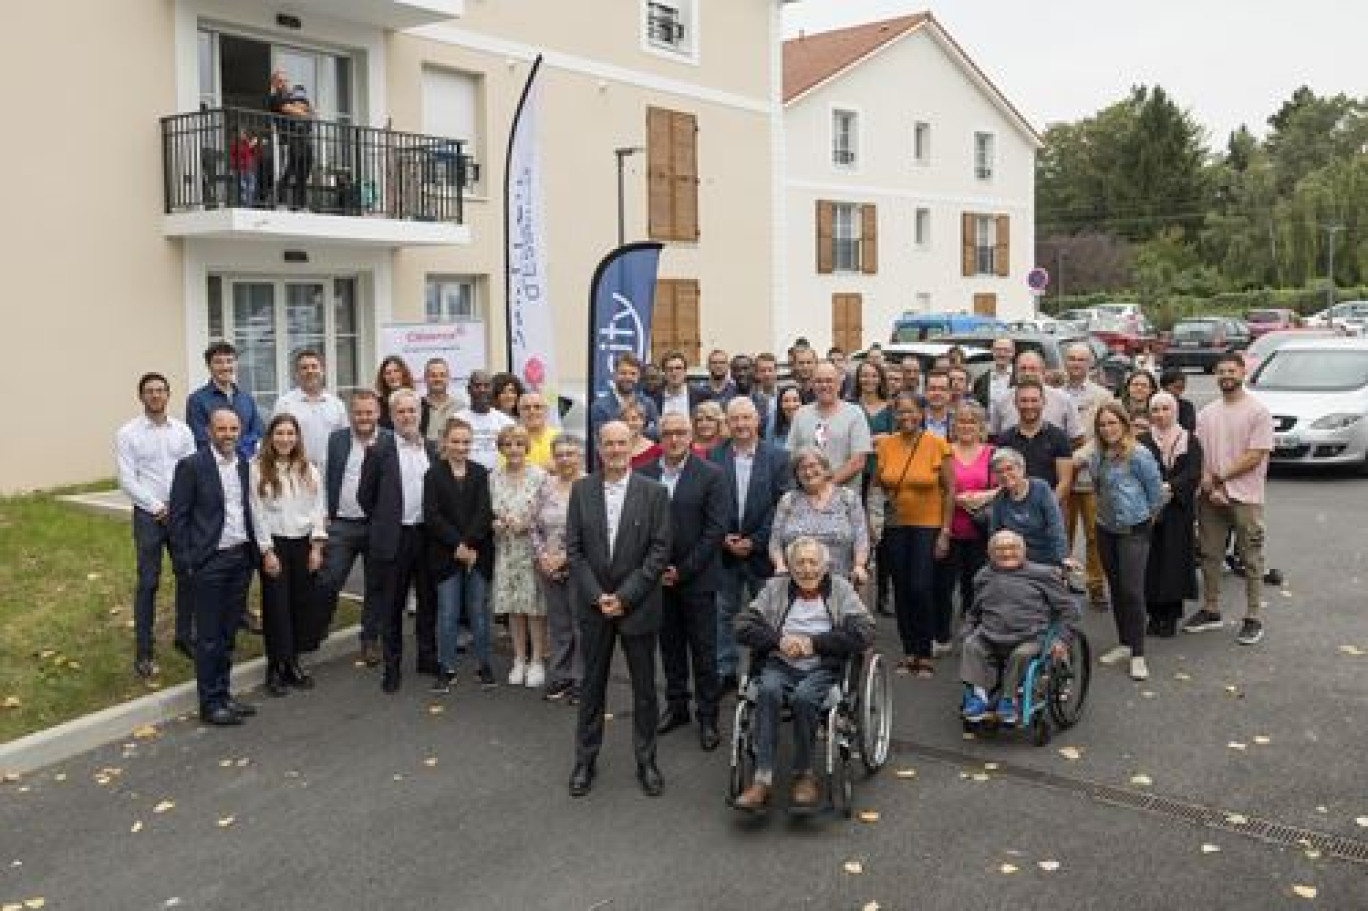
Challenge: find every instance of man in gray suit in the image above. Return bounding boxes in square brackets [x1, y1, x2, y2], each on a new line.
[565, 421, 672, 798]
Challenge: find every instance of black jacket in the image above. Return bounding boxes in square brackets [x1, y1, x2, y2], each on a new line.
[637, 455, 727, 592]
[325, 427, 392, 519]
[357, 433, 440, 561]
[422, 459, 495, 581]
[168, 448, 258, 576]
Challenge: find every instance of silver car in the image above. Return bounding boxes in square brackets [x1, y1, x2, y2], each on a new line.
[1247, 338, 1368, 472]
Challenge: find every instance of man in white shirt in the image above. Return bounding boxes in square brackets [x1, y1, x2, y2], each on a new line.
[272, 349, 346, 469]
[655, 351, 702, 420]
[455, 370, 513, 471]
[787, 362, 872, 493]
[922, 370, 954, 439]
[117, 372, 197, 678]
[421, 357, 465, 445]
[973, 337, 1016, 410]
[989, 351, 1084, 444]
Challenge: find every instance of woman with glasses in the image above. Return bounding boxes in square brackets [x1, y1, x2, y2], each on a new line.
[769, 447, 869, 585]
[517, 390, 555, 469]
[530, 433, 586, 704]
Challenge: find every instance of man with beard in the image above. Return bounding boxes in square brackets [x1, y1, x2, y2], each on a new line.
[589, 353, 660, 440]
[455, 370, 514, 471]
[698, 349, 735, 404]
[996, 379, 1074, 508]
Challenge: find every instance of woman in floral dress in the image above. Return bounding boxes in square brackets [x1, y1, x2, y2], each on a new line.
[490, 424, 548, 688]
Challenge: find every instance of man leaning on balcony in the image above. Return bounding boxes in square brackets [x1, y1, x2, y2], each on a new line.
[269, 69, 314, 211]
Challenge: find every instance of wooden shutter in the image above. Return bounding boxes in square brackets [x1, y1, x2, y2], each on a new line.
[647, 108, 699, 242]
[994, 214, 1011, 277]
[654, 279, 701, 365]
[973, 293, 997, 316]
[832, 293, 863, 352]
[961, 212, 976, 276]
[860, 204, 878, 274]
[650, 280, 676, 363]
[816, 200, 834, 274]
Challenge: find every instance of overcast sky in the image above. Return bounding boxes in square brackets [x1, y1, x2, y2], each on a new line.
[783, 0, 1365, 146]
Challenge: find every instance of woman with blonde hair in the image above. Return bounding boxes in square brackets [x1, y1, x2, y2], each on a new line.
[250, 413, 327, 696]
[620, 398, 661, 470]
[691, 399, 728, 457]
[490, 423, 549, 687]
[530, 433, 587, 703]
[517, 390, 556, 469]
[1089, 401, 1164, 681]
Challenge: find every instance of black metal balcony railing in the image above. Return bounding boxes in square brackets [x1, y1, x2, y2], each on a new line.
[160, 107, 471, 224]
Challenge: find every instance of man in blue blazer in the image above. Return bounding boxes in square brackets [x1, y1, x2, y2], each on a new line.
[639, 412, 728, 751]
[169, 408, 259, 726]
[708, 396, 793, 691]
[588, 353, 660, 441]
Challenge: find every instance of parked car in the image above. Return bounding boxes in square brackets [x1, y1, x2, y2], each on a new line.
[1305, 301, 1368, 336]
[1244, 308, 1300, 339]
[1161, 317, 1252, 373]
[889, 312, 1006, 343]
[1247, 337, 1368, 473]
[934, 330, 1131, 391]
[1004, 316, 1067, 334]
[1241, 328, 1343, 374]
[1056, 307, 1099, 331]
[852, 341, 995, 384]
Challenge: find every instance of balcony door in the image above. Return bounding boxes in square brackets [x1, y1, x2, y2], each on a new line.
[198, 27, 355, 123]
[208, 275, 363, 412]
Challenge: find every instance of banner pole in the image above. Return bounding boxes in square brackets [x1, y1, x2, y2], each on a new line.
[503, 53, 544, 372]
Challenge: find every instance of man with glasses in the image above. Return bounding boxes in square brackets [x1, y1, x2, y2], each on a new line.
[652, 351, 704, 421]
[973, 337, 1016, 410]
[787, 362, 872, 493]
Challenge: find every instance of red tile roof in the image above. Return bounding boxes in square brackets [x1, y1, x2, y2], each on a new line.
[783, 13, 929, 103]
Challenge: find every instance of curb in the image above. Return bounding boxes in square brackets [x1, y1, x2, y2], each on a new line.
[0, 624, 363, 777]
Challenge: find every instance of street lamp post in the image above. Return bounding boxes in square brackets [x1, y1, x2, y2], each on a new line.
[1055, 248, 1067, 305]
[1325, 224, 1345, 311]
[615, 146, 645, 247]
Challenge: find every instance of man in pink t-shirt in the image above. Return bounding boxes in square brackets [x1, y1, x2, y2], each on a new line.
[1184, 354, 1273, 645]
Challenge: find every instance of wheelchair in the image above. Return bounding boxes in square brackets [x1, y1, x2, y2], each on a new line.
[961, 624, 1091, 746]
[727, 648, 892, 818]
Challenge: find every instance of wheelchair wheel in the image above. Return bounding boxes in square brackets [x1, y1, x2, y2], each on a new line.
[727, 699, 755, 805]
[1047, 631, 1091, 730]
[858, 652, 893, 774]
[826, 704, 854, 819]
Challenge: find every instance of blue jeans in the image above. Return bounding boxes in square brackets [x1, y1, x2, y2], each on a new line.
[436, 568, 489, 672]
[132, 508, 193, 658]
[715, 561, 765, 678]
[752, 662, 840, 777]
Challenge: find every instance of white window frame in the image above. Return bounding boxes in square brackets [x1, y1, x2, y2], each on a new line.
[831, 203, 862, 273]
[915, 292, 932, 313]
[913, 120, 931, 166]
[425, 275, 481, 323]
[914, 207, 932, 249]
[974, 131, 996, 180]
[832, 108, 859, 169]
[641, 0, 699, 65]
[974, 215, 997, 275]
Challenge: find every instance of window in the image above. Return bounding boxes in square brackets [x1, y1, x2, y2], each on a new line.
[915, 292, 932, 312]
[960, 212, 1011, 277]
[974, 216, 996, 274]
[425, 276, 480, 322]
[913, 121, 930, 166]
[643, 0, 696, 59]
[816, 200, 878, 275]
[207, 275, 363, 412]
[421, 67, 483, 193]
[832, 109, 858, 167]
[914, 207, 931, 248]
[652, 279, 701, 364]
[647, 107, 700, 241]
[974, 131, 995, 180]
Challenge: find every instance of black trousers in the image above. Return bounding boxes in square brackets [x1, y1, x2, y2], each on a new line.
[279, 138, 313, 209]
[373, 525, 437, 671]
[1098, 525, 1151, 656]
[934, 536, 988, 642]
[885, 525, 939, 658]
[191, 545, 252, 713]
[317, 518, 384, 645]
[575, 617, 659, 769]
[260, 535, 319, 661]
[660, 586, 720, 723]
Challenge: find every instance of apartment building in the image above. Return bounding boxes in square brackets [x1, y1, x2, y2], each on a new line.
[0, 0, 784, 491]
[782, 13, 1041, 352]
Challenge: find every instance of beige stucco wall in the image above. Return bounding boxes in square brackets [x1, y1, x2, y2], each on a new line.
[0, 1, 185, 492]
[389, 1, 779, 378]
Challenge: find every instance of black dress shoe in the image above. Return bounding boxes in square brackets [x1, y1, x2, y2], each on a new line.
[201, 706, 243, 726]
[173, 639, 195, 661]
[637, 763, 664, 797]
[226, 698, 257, 717]
[569, 761, 596, 797]
[382, 667, 402, 694]
[416, 657, 439, 677]
[657, 708, 691, 735]
[264, 662, 289, 698]
[699, 723, 721, 752]
[719, 674, 739, 695]
[284, 659, 314, 690]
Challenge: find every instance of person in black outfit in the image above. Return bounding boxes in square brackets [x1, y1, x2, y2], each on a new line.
[268, 69, 314, 210]
[1139, 392, 1202, 637]
[995, 379, 1074, 502]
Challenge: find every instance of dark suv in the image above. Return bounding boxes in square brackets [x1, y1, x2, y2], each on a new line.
[1163, 317, 1252, 373]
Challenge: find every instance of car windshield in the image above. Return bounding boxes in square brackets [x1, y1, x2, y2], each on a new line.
[1247, 331, 1336, 358]
[1246, 310, 1282, 323]
[1173, 320, 1217, 337]
[1251, 350, 1368, 392]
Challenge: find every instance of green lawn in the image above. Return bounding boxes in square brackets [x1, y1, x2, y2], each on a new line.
[0, 489, 355, 743]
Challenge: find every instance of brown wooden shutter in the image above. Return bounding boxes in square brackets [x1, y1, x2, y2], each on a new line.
[832, 293, 863, 352]
[961, 212, 976, 276]
[860, 204, 878, 274]
[973, 292, 997, 316]
[651, 280, 676, 363]
[675, 279, 701, 365]
[995, 214, 1011, 277]
[673, 112, 699, 241]
[816, 200, 834, 274]
[647, 108, 674, 240]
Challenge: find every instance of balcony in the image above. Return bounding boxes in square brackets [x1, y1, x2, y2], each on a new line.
[161, 107, 473, 247]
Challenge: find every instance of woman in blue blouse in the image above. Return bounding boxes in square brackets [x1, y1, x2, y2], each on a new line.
[988, 448, 1068, 567]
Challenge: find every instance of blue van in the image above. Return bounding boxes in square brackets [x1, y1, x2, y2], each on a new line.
[891, 312, 1006, 343]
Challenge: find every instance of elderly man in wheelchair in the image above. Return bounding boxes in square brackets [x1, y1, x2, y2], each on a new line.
[730, 536, 876, 813]
[960, 529, 1083, 730]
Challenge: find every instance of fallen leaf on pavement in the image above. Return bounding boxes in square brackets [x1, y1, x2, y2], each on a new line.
[1356, 817, 1368, 828]
[1253, 735, 1272, 745]
[216, 816, 235, 828]
[234, 758, 250, 768]
[130, 821, 143, 833]
[1226, 813, 1249, 825]
[998, 864, 1018, 874]
[1315, 806, 1328, 814]
[1336, 645, 1364, 657]
[1057, 746, 1082, 761]
[962, 732, 976, 741]
[1201, 844, 1221, 854]
[1037, 860, 1060, 872]
[1130, 774, 1153, 787]
[218, 759, 233, 768]
[52, 773, 66, 782]
[862, 903, 881, 911]
[2, 902, 18, 911]
[894, 768, 917, 779]
[1305, 848, 1322, 859]
[153, 800, 175, 814]
[984, 762, 1000, 771]
[843, 860, 864, 875]
[971, 773, 990, 782]
[423, 757, 439, 768]
[23, 900, 45, 910]
[1173, 671, 1192, 681]
[132, 725, 159, 740]
[1291, 885, 1317, 899]
[1140, 691, 1157, 699]
[427, 704, 445, 715]
[603, 713, 614, 721]
[1227, 742, 1247, 751]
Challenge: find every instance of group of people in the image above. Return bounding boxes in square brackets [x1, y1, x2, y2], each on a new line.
[115, 330, 1271, 799]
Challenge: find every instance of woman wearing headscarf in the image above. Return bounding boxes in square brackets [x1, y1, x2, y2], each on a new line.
[1138, 391, 1203, 638]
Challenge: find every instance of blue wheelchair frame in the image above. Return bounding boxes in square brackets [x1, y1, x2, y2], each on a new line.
[964, 621, 1091, 746]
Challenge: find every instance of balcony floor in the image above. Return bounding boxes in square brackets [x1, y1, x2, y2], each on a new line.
[162, 206, 469, 247]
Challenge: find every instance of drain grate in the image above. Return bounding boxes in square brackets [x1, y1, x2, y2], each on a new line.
[890, 738, 1368, 866]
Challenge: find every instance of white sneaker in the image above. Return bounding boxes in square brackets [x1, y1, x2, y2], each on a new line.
[931, 640, 954, 658]
[525, 660, 545, 688]
[1129, 656, 1150, 681]
[1098, 645, 1132, 666]
[508, 657, 527, 686]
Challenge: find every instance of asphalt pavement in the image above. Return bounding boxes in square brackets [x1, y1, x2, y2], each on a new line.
[2, 376, 1367, 910]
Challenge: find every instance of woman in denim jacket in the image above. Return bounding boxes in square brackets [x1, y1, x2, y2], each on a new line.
[1088, 401, 1164, 682]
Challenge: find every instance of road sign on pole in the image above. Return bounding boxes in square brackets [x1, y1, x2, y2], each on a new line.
[1027, 267, 1050, 293]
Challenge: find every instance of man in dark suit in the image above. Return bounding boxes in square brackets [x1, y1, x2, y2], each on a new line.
[589, 353, 660, 441]
[359, 389, 440, 693]
[565, 420, 672, 797]
[316, 390, 390, 663]
[708, 396, 792, 691]
[639, 412, 727, 751]
[651, 350, 706, 423]
[169, 408, 259, 726]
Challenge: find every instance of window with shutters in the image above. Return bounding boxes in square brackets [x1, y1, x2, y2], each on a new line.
[962, 212, 1011, 276]
[818, 201, 878, 274]
[974, 131, 995, 180]
[642, 0, 697, 61]
[974, 215, 996, 274]
[831, 293, 863, 353]
[913, 121, 931, 166]
[651, 278, 701, 365]
[832, 109, 859, 168]
[832, 204, 860, 272]
[647, 107, 700, 242]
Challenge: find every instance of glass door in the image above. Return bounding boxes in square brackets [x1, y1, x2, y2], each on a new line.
[228, 281, 279, 411]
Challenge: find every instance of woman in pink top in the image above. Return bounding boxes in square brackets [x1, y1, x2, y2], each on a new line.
[932, 401, 998, 653]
